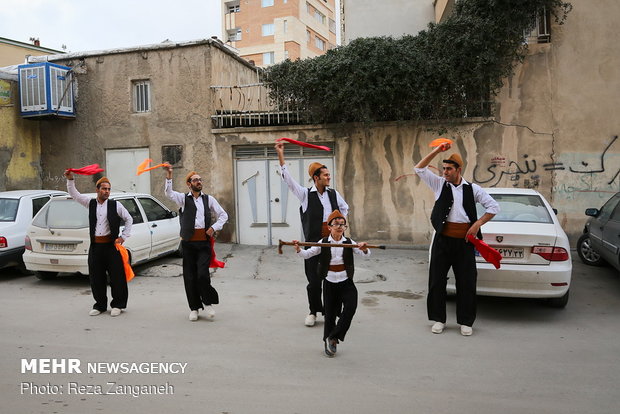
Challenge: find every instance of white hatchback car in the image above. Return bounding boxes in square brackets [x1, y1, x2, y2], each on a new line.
[0, 190, 68, 272]
[23, 193, 181, 279]
[445, 188, 572, 308]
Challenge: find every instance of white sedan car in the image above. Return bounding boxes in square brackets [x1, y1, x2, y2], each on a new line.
[0, 190, 68, 272]
[445, 188, 572, 308]
[23, 193, 181, 279]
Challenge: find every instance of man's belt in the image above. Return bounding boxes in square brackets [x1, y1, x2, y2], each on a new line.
[328, 264, 346, 272]
[94, 235, 115, 244]
[441, 222, 470, 239]
[188, 228, 209, 242]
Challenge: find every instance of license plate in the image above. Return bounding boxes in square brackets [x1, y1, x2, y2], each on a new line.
[45, 243, 75, 252]
[497, 247, 524, 259]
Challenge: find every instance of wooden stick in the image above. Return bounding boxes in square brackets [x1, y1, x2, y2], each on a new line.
[278, 239, 386, 254]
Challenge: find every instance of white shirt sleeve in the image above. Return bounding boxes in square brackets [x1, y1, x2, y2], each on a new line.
[165, 178, 186, 208]
[66, 179, 92, 208]
[208, 196, 228, 232]
[297, 245, 321, 259]
[116, 202, 133, 239]
[335, 190, 349, 216]
[349, 238, 371, 257]
[472, 183, 501, 215]
[414, 166, 444, 199]
[279, 164, 309, 209]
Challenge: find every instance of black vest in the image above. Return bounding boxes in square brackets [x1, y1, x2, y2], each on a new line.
[300, 188, 339, 242]
[430, 181, 482, 239]
[179, 193, 212, 241]
[318, 237, 355, 280]
[88, 198, 121, 242]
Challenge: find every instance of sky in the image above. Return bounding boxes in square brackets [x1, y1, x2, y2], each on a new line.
[0, 0, 223, 53]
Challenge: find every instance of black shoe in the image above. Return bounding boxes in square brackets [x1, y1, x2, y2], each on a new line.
[326, 337, 337, 355]
[324, 340, 334, 357]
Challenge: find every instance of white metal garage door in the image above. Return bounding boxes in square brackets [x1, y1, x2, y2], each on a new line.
[235, 144, 336, 246]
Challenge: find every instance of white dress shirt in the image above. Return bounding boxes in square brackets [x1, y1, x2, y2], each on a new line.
[164, 179, 228, 231]
[414, 167, 500, 221]
[297, 235, 370, 283]
[279, 164, 349, 220]
[66, 180, 133, 240]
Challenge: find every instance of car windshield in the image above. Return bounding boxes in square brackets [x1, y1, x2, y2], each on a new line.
[0, 198, 20, 222]
[477, 194, 553, 223]
[32, 199, 89, 229]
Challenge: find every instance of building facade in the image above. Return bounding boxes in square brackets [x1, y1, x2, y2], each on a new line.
[222, 0, 337, 66]
[0, 37, 63, 66]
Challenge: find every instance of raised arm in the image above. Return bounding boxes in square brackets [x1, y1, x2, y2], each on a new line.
[415, 142, 450, 169]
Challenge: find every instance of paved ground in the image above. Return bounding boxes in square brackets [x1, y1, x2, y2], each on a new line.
[1, 244, 619, 414]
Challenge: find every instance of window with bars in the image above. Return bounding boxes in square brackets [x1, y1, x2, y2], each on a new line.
[133, 80, 151, 113]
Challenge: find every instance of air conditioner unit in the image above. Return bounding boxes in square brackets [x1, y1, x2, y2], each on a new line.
[18, 62, 75, 119]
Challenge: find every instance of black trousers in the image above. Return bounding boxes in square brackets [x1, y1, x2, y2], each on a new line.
[323, 278, 358, 342]
[88, 242, 127, 312]
[304, 254, 323, 315]
[428, 233, 477, 326]
[182, 240, 219, 311]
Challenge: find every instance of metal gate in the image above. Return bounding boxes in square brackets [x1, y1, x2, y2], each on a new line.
[234, 144, 336, 246]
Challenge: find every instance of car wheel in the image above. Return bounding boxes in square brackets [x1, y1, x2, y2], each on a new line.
[547, 290, 569, 308]
[576, 234, 605, 266]
[35, 271, 59, 280]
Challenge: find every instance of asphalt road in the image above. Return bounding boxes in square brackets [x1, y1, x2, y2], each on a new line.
[1, 245, 619, 414]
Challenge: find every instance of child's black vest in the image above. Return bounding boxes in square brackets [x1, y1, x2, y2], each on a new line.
[318, 237, 354, 280]
[300, 188, 338, 242]
[88, 198, 121, 242]
[179, 194, 212, 241]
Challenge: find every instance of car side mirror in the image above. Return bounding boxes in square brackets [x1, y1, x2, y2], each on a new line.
[167, 211, 178, 218]
[585, 208, 599, 217]
[552, 208, 558, 215]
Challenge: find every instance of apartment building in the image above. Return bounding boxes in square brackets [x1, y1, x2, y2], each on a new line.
[340, 0, 434, 44]
[222, 0, 337, 67]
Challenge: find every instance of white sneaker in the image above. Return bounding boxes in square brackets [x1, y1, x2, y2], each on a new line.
[89, 309, 101, 316]
[189, 310, 198, 321]
[305, 314, 316, 327]
[110, 308, 122, 317]
[460, 325, 473, 336]
[431, 321, 445, 334]
[205, 306, 215, 319]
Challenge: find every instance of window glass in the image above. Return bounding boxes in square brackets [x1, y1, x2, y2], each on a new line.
[138, 197, 170, 221]
[33, 200, 89, 228]
[263, 52, 275, 65]
[598, 194, 620, 221]
[262, 23, 275, 36]
[0, 199, 19, 222]
[32, 196, 50, 218]
[117, 198, 144, 224]
[261, 0, 274, 7]
[476, 194, 552, 223]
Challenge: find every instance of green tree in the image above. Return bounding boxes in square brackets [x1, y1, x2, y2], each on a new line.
[263, 0, 571, 125]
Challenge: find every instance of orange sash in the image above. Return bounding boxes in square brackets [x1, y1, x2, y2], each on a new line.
[115, 243, 135, 282]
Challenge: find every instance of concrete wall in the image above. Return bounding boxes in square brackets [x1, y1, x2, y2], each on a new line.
[212, 120, 573, 245]
[491, 0, 620, 238]
[0, 80, 42, 191]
